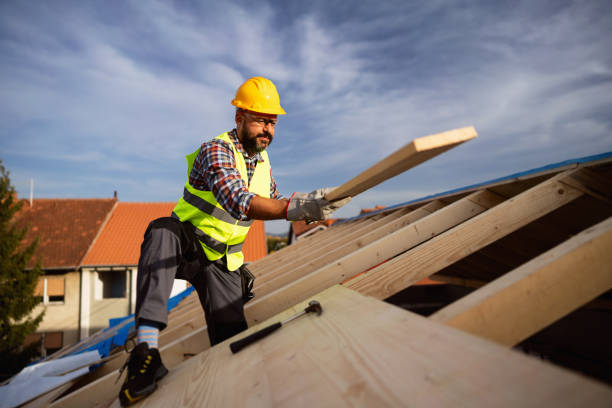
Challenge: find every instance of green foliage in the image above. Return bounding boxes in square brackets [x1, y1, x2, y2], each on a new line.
[0, 160, 44, 381]
[267, 235, 288, 253]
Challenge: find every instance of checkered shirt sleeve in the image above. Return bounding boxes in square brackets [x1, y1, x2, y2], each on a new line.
[189, 137, 283, 220]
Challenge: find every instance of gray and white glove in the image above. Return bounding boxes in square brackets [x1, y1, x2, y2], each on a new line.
[286, 187, 352, 222]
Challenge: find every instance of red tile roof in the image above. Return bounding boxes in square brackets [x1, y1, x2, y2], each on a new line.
[291, 219, 337, 237]
[82, 202, 174, 266]
[360, 206, 386, 215]
[243, 219, 267, 262]
[14, 198, 117, 269]
[82, 202, 267, 266]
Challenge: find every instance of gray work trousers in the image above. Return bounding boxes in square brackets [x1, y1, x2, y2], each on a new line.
[135, 217, 247, 346]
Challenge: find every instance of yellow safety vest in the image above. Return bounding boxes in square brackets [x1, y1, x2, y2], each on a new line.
[172, 132, 271, 271]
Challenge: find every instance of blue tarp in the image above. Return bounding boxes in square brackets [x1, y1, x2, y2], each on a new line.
[74, 286, 195, 360]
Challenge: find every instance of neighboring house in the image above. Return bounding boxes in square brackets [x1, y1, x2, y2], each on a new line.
[17, 199, 268, 355]
[15, 198, 117, 356]
[79, 202, 177, 338]
[288, 219, 337, 244]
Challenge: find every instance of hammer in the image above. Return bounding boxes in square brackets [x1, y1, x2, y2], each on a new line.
[230, 300, 323, 353]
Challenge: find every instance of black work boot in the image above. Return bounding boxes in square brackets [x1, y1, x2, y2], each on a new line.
[119, 342, 168, 406]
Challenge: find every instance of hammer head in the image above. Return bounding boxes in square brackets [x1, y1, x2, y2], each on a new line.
[305, 300, 323, 316]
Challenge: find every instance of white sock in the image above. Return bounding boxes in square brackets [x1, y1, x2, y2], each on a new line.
[137, 325, 159, 349]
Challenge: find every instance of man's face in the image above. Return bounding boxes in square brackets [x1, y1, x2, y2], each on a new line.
[236, 110, 277, 155]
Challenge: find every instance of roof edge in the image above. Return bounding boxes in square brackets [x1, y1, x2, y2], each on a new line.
[338, 151, 612, 224]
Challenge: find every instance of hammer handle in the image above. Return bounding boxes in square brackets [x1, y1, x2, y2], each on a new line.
[230, 322, 282, 353]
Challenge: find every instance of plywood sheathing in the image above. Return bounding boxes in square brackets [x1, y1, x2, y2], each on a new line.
[131, 286, 612, 407]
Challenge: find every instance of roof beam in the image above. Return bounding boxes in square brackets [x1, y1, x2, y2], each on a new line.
[245, 189, 503, 325]
[255, 201, 444, 295]
[252, 217, 379, 280]
[429, 216, 612, 346]
[325, 126, 477, 201]
[248, 219, 362, 278]
[345, 169, 584, 299]
[559, 167, 612, 204]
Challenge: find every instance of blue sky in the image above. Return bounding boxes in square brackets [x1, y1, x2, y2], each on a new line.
[1, 0, 611, 234]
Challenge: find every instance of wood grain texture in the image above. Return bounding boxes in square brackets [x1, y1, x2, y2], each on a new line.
[430, 216, 612, 346]
[325, 126, 477, 201]
[50, 327, 211, 408]
[248, 219, 361, 277]
[346, 170, 584, 300]
[254, 203, 440, 295]
[131, 285, 612, 408]
[253, 218, 379, 283]
[246, 190, 502, 325]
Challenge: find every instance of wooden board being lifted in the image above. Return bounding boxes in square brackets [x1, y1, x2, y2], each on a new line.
[130, 285, 611, 408]
[325, 126, 477, 201]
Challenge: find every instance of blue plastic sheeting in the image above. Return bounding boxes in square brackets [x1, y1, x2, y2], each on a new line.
[338, 151, 612, 224]
[73, 286, 195, 362]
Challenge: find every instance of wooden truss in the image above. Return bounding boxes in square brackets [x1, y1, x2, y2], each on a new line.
[45, 128, 612, 407]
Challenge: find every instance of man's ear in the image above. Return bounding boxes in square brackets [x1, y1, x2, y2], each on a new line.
[235, 110, 244, 128]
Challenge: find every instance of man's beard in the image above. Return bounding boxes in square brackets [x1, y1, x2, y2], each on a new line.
[240, 127, 273, 154]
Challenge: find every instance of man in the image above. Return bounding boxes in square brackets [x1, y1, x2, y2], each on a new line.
[119, 77, 350, 406]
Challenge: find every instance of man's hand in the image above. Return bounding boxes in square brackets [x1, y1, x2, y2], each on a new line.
[286, 187, 352, 222]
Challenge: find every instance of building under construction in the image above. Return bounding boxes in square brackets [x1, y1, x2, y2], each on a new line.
[3, 126, 612, 407]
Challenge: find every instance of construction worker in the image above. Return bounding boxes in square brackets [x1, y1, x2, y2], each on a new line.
[119, 76, 350, 406]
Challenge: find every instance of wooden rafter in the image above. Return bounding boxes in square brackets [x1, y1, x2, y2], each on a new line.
[254, 201, 444, 295]
[245, 190, 503, 325]
[345, 169, 585, 299]
[429, 216, 612, 346]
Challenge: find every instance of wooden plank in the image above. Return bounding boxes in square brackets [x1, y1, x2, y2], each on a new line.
[325, 126, 477, 201]
[346, 170, 584, 300]
[246, 190, 503, 325]
[253, 218, 380, 281]
[254, 208, 412, 288]
[131, 285, 612, 407]
[20, 381, 75, 408]
[559, 167, 612, 204]
[248, 219, 361, 277]
[49, 328, 210, 408]
[159, 313, 206, 347]
[430, 216, 612, 346]
[255, 201, 444, 296]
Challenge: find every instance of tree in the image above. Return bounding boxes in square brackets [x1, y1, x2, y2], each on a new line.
[0, 160, 44, 381]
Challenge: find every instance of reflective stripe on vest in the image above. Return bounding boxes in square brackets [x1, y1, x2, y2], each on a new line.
[181, 187, 253, 227]
[172, 132, 271, 271]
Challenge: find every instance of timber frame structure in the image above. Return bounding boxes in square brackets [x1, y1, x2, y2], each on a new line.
[27, 128, 612, 407]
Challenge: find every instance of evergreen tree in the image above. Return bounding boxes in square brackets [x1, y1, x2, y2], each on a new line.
[0, 160, 44, 381]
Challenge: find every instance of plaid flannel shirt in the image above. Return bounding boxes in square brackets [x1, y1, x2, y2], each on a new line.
[189, 129, 283, 221]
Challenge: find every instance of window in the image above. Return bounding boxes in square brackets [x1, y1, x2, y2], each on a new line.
[24, 331, 64, 357]
[97, 270, 127, 299]
[34, 275, 65, 304]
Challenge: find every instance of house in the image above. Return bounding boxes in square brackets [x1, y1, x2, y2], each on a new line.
[16, 200, 267, 355]
[288, 219, 337, 243]
[16, 198, 117, 356]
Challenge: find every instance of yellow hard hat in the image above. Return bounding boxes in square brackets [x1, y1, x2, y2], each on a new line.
[231, 77, 286, 115]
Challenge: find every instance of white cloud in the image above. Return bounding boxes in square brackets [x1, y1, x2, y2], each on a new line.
[1, 0, 611, 210]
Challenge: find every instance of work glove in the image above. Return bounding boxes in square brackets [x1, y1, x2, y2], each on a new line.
[286, 187, 352, 222]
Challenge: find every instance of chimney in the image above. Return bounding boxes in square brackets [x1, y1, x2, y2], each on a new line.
[113, 190, 118, 199]
[29, 178, 34, 207]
